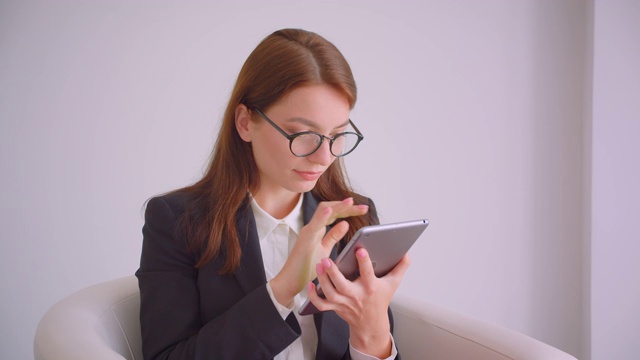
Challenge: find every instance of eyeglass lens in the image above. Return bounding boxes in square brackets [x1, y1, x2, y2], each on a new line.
[291, 132, 358, 157]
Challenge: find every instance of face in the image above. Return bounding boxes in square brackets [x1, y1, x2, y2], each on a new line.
[236, 84, 351, 200]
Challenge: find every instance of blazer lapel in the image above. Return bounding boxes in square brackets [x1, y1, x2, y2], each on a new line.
[233, 201, 267, 294]
[302, 191, 318, 224]
[235, 193, 317, 295]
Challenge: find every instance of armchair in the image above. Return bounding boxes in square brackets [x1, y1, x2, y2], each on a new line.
[34, 276, 577, 360]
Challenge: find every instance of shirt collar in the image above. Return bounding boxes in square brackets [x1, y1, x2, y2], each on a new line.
[250, 193, 304, 240]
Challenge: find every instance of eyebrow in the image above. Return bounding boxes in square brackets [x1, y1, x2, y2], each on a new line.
[284, 117, 351, 130]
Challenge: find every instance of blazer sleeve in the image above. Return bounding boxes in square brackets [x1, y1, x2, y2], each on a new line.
[135, 196, 299, 360]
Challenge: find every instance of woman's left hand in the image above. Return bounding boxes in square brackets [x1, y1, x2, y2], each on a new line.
[306, 248, 411, 358]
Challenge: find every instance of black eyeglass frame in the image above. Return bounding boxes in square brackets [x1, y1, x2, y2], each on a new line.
[253, 108, 364, 158]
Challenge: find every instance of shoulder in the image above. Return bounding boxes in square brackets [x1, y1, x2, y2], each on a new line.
[146, 189, 206, 219]
[146, 190, 189, 213]
[138, 192, 199, 280]
[143, 191, 203, 245]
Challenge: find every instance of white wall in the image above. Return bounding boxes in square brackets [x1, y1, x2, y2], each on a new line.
[591, 1, 640, 359]
[0, 1, 590, 359]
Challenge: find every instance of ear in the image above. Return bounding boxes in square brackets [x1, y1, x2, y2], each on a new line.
[235, 104, 252, 142]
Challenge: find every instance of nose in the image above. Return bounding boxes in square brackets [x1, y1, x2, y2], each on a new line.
[307, 138, 334, 166]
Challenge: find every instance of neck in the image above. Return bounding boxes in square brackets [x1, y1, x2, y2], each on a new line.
[252, 189, 301, 219]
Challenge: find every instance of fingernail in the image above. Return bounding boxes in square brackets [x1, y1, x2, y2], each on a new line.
[343, 197, 353, 204]
[356, 248, 367, 259]
[316, 263, 325, 275]
[321, 258, 332, 268]
[357, 205, 369, 210]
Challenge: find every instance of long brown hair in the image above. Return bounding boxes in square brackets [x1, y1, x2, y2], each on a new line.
[179, 28, 369, 272]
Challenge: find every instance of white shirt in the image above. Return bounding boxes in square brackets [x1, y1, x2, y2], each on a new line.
[250, 194, 398, 360]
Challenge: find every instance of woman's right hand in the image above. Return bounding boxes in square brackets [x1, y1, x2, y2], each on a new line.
[269, 197, 368, 307]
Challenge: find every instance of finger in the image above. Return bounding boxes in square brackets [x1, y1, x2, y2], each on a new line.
[308, 263, 337, 311]
[300, 198, 368, 240]
[313, 198, 368, 225]
[306, 205, 334, 232]
[315, 262, 339, 301]
[320, 257, 351, 295]
[307, 281, 332, 312]
[321, 220, 349, 250]
[298, 205, 336, 243]
[325, 198, 369, 224]
[355, 248, 376, 281]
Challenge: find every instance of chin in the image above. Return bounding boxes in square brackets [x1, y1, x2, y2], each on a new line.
[290, 179, 319, 194]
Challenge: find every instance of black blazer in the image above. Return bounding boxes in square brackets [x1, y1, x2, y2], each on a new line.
[136, 191, 396, 360]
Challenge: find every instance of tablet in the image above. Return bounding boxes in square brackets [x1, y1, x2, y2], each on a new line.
[298, 218, 429, 316]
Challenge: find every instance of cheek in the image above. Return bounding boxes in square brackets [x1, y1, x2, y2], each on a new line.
[252, 135, 293, 166]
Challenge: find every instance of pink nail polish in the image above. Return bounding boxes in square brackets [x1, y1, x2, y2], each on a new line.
[321, 258, 332, 268]
[356, 248, 367, 259]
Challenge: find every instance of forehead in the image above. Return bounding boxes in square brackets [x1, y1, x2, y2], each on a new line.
[266, 85, 351, 128]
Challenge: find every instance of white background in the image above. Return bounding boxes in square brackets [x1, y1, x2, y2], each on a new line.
[0, 1, 638, 359]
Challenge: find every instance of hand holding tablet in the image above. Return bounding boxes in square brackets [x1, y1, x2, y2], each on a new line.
[299, 218, 429, 315]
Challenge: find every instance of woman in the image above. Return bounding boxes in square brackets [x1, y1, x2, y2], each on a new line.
[136, 28, 410, 360]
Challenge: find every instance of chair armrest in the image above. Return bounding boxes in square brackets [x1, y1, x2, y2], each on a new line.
[34, 276, 141, 360]
[391, 295, 577, 360]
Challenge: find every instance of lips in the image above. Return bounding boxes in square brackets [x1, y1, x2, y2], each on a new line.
[294, 170, 323, 181]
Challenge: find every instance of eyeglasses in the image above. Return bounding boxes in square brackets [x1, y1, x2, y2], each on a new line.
[253, 108, 364, 158]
